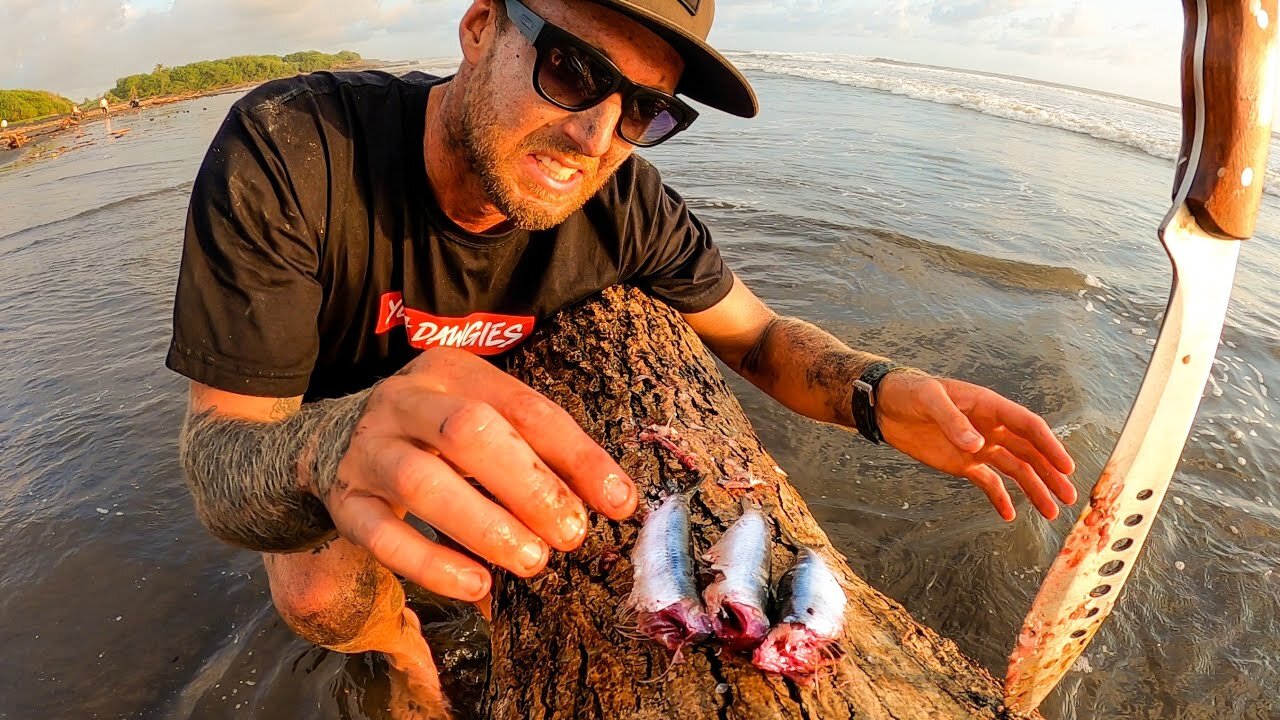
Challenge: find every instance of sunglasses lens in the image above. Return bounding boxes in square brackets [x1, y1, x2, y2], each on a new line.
[527, 26, 692, 146]
[622, 93, 684, 145]
[539, 43, 615, 109]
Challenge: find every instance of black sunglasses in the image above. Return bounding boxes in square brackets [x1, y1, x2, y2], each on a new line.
[503, 0, 698, 147]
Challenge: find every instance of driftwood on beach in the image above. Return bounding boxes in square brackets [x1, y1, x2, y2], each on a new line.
[484, 285, 1039, 720]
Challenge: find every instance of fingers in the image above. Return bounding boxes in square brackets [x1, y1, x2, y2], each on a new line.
[331, 492, 492, 601]
[985, 447, 1060, 520]
[965, 465, 1015, 521]
[921, 382, 985, 454]
[408, 348, 637, 520]
[370, 439, 551, 577]
[997, 434, 1078, 506]
[474, 594, 493, 622]
[335, 349, 637, 600]
[883, 375, 1077, 522]
[498, 391, 637, 520]
[409, 392, 589, 552]
[991, 396, 1076, 475]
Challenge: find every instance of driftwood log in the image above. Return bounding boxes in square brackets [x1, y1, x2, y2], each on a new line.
[483, 286, 1039, 720]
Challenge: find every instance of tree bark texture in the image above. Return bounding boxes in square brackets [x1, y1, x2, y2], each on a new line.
[483, 286, 1039, 720]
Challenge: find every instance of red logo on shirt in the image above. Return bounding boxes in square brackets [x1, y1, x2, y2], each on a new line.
[375, 292, 535, 356]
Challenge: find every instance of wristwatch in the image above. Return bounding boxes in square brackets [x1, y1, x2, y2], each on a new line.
[850, 361, 902, 445]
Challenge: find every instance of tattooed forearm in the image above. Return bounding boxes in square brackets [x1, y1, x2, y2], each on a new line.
[736, 316, 924, 426]
[178, 389, 372, 553]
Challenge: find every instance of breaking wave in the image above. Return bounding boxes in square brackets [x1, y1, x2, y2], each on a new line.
[727, 51, 1280, 196]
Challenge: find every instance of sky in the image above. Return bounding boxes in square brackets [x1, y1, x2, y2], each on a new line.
[0, 0, 1189, 109]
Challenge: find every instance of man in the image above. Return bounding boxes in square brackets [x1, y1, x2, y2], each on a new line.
[170, 0, 1078, 715]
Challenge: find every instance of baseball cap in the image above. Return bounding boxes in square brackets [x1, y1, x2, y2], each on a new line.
[584, 0, 758, 118]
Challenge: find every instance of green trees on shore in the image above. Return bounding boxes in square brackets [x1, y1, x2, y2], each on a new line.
[0, 90, 76, 123]
[0, 50, 362, 125]
[108, 50, 362, 102]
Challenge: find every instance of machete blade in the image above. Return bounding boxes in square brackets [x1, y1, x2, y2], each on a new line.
[1004, 0, 1277, 708]
[1003, 207, 1238, 713]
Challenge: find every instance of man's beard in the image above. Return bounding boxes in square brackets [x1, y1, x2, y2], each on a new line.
[457, 65, 620, 231]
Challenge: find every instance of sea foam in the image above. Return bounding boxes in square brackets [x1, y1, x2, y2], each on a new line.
[726, 51, 1280, 197]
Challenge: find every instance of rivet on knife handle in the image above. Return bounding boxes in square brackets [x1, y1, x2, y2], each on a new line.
[1174, 0, 1276, 239]
[1002, 0, 1277, 713]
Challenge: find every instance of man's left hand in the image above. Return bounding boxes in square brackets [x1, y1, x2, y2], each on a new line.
[875, 372, 1077, 521]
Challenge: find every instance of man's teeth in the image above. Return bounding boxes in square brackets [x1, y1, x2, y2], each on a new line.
[535, 154, 578, 181]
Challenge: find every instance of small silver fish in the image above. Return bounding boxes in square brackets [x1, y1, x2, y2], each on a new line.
[627, 492, 712, 656]
[752, 547, 847, 682]
[702, 500, 771, 651]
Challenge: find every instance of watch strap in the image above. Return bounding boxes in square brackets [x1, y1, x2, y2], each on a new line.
[850, 361, 902, 444]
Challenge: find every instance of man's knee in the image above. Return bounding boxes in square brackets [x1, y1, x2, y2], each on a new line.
[263, 542, 405, 651]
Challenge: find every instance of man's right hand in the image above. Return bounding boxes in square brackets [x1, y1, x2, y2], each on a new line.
[316, 347, 637, 602]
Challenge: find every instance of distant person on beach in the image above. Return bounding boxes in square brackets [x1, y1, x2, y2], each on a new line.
[168, 0, 1078, 715]
[99, 98, 108, 116]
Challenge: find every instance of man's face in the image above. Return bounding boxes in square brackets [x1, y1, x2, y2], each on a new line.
[458, 0, 684, 231]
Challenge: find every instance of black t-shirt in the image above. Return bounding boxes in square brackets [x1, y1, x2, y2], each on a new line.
[166, 71, 733, 401]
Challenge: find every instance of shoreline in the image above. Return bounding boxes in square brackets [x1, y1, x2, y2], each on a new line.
[0, 89, 242, 170]
[0, 61, 409, 164]
[1, 84, 250, 151]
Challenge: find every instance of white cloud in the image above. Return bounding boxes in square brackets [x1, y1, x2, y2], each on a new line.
[0, 0, 453, 99]
[1046, 1, 1103, 38]
[716, 0, 931, 36]
[929, 0, 1028, 27]
[0, 0, 1188, 110]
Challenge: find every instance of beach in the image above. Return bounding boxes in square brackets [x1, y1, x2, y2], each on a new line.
[0, 59, 410, 162]
[0, 55, 1277, 719]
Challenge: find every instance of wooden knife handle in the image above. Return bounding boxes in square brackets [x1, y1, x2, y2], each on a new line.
[1174, 0, 1278, 239]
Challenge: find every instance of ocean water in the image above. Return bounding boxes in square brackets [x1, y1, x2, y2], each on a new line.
[1, 53, 1277, 719]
